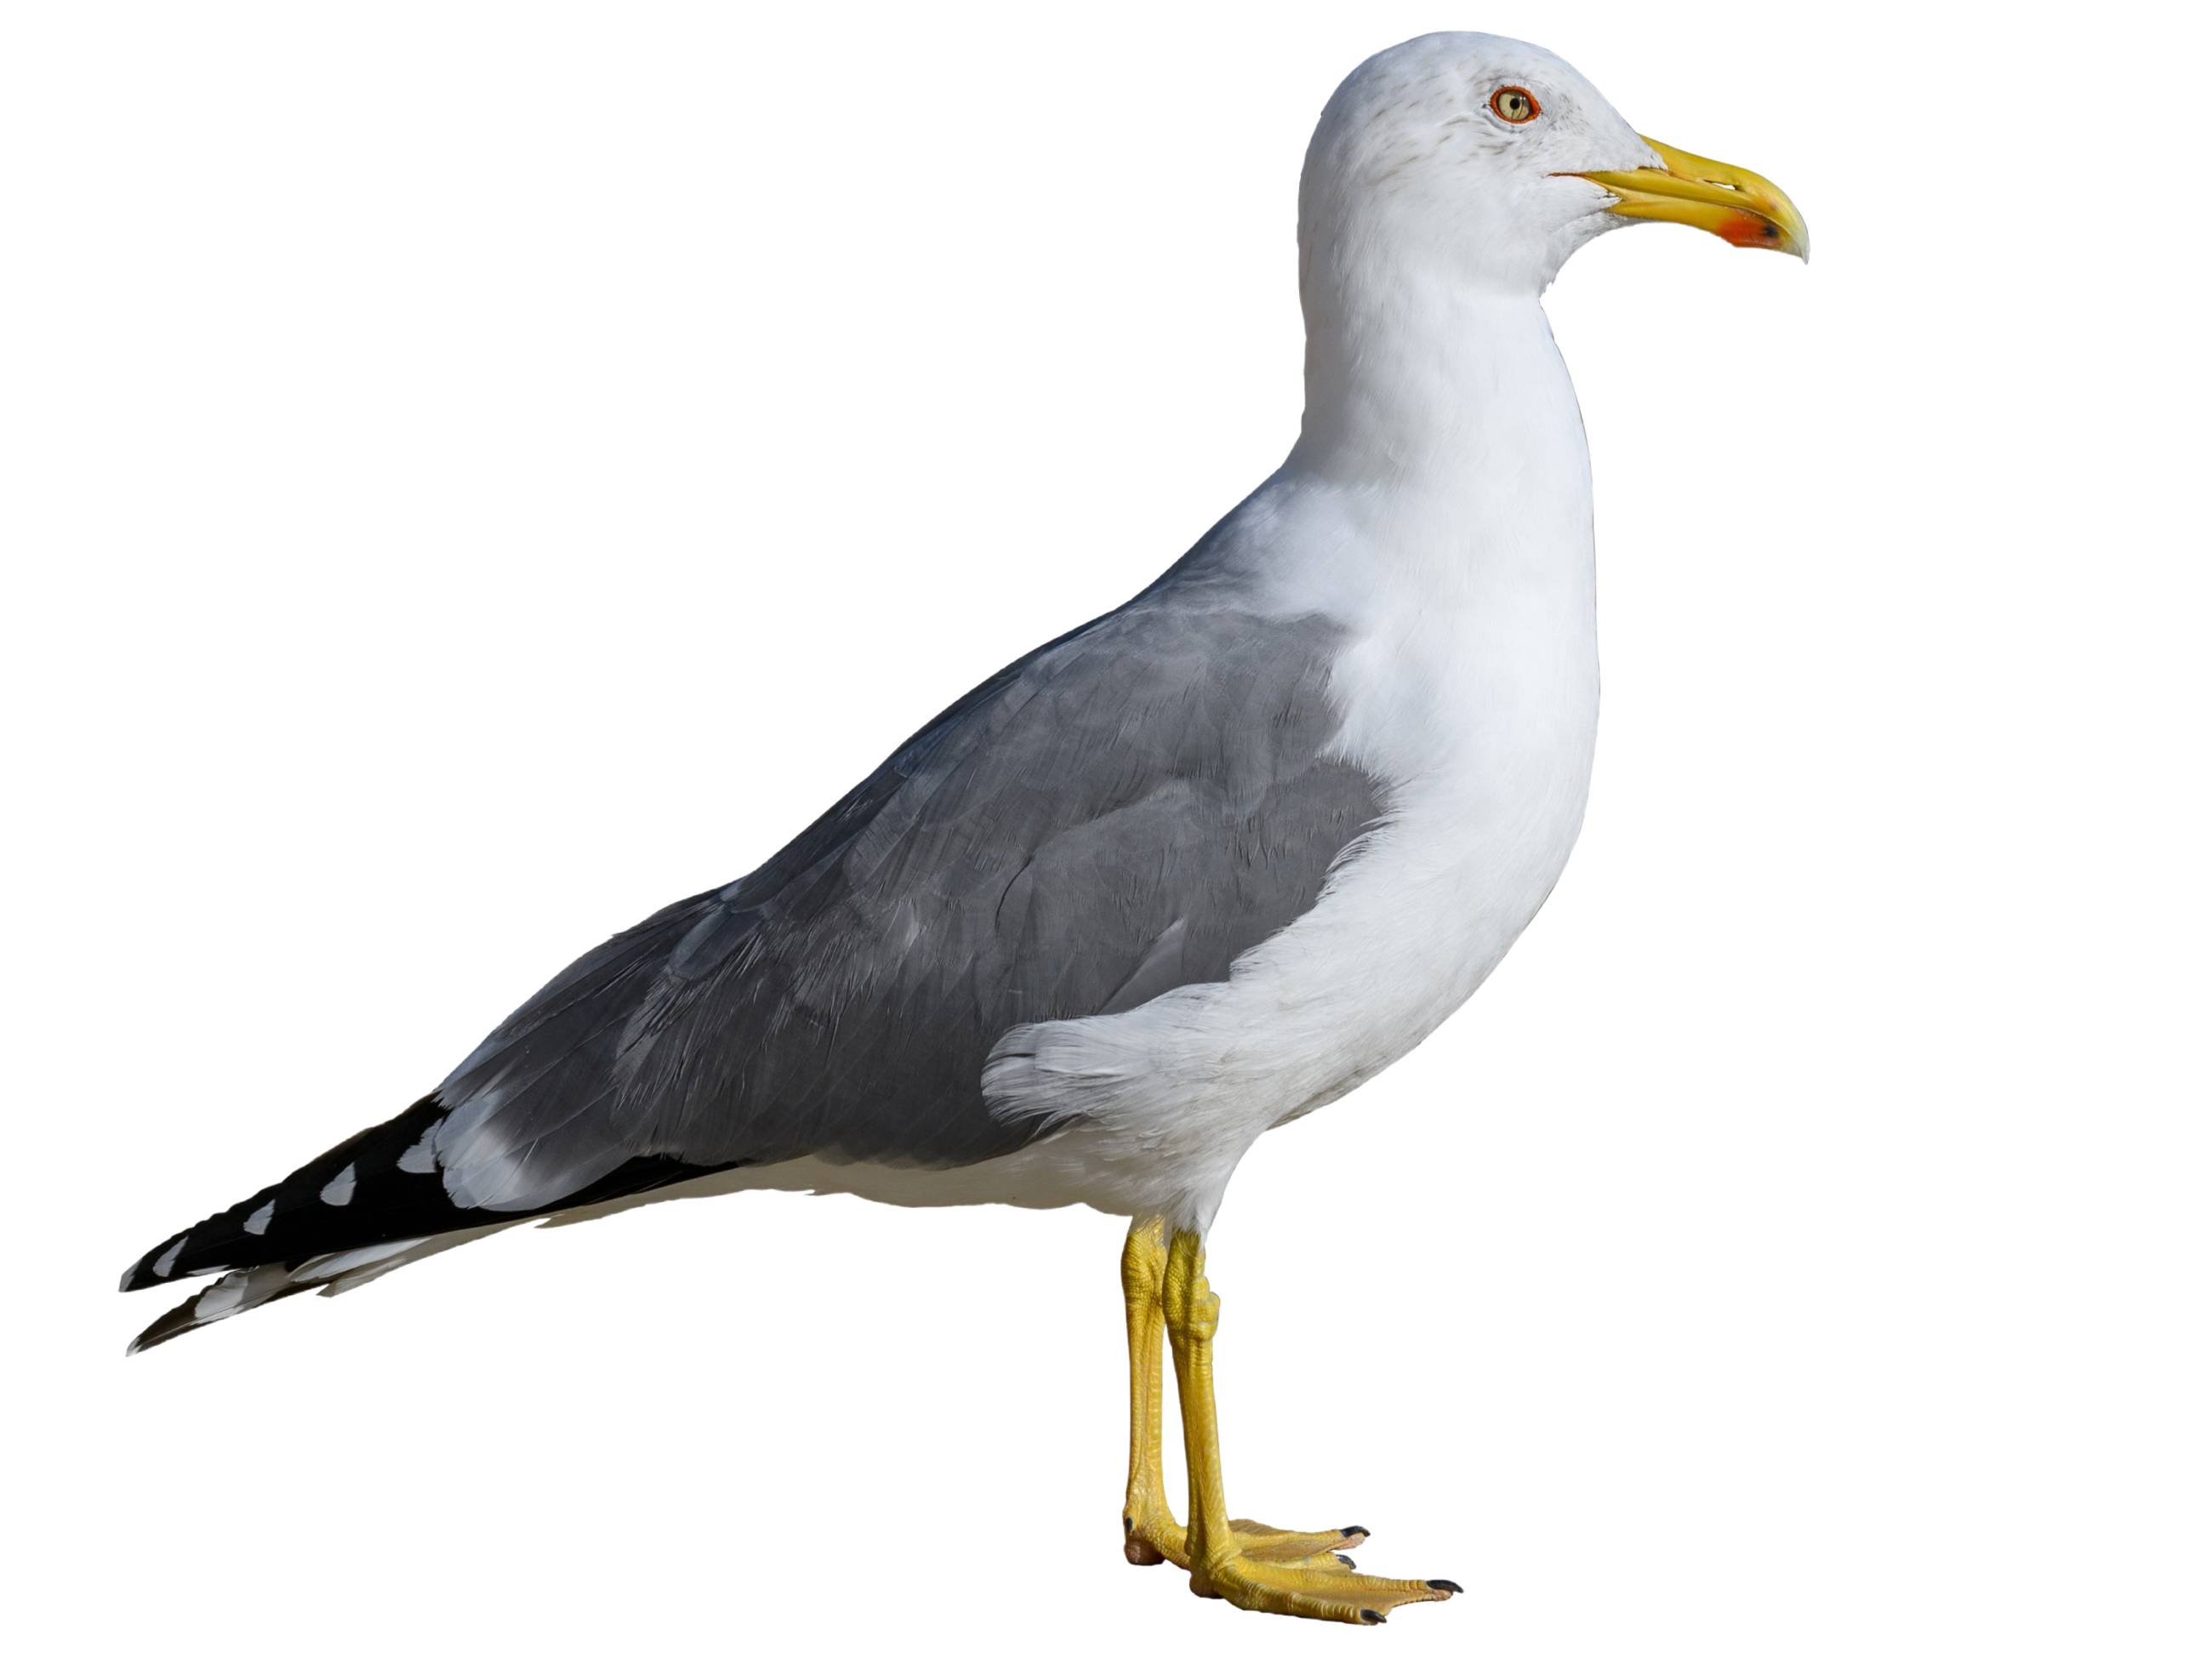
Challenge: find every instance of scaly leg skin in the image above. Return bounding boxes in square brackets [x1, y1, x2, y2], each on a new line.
[1159, 1227, 1462, 1624]
[1120, 1219, 1365, 1571]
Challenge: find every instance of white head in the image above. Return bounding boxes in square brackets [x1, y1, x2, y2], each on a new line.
[1300, 33, 1805, 304]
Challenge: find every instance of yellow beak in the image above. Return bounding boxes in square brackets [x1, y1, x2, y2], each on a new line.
[1570, 137, 1809, 260]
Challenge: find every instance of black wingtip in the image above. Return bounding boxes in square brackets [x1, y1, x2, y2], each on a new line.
[125, 1270, 322, 1355]
[124, 1294, 208, 1354]
[117, 1094, 452, 1298]
[119, 1231, 191, 1294]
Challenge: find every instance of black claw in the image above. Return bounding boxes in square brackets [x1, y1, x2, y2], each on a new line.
[1360, 1609, 1386, 1624]
[1342, 1525, 1370, 1538]
[1336, 1553, 1356, 1568]
[1427, 1579, 1463, 1593]
[1123, 1515, 1134, 1533]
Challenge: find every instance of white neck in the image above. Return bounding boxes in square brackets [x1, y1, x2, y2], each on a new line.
[1291, 264, 1582, 496]
[1219, 263, 1594, 621]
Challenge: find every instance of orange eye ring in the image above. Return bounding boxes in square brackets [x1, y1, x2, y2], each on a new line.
[1490, 85, 1541, 124]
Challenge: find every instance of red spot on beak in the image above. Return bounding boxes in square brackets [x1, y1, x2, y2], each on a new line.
[1715, 208, 1780, 248]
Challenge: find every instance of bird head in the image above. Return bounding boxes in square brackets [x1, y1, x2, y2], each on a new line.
[1299, 33, 1806, 299]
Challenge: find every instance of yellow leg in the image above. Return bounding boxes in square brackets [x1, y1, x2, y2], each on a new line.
[1120, 1218, 1177, 1564]
[1120, 1219, 1371, 1571]
[1159, 1228, 1461, 1624]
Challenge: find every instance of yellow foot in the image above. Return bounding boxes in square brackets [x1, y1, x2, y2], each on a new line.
[1230, 1517, 1376, 1565]
[1126, 1511, 1369, 1571]
[1190, 1551, 1461, 1625]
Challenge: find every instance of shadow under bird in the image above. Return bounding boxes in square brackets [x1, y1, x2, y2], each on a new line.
[123, 31, 1804, 1624]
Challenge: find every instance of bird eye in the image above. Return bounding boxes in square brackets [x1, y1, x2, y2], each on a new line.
[1490, 85, 1541, 124]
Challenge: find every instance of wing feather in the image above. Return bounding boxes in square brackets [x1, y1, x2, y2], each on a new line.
[428, 590, 1385, 1212]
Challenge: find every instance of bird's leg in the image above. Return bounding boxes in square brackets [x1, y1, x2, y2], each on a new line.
[1120, 1217, 1179, 1565]
[1120, 1218, 1368, 1571]
[1159, 1228, 1461, 1623]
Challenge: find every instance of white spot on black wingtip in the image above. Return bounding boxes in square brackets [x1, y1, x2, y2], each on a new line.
[319, 1164, 356, 1206]
[398, 1125, 436, 1175]
[297, 1240, 420, 1290]
[244, 1200, 275, 1235]
[196, 1274, 248, 1321]
[151, 1237, 186, 1279]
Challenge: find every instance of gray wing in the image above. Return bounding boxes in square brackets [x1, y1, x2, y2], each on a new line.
[428, 590, 1385, 1211]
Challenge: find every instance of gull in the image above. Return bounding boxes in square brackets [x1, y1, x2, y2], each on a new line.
[121, 31, 1804, 1624]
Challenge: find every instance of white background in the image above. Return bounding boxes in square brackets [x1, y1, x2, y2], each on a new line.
[5, 3, 2205, 1654]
